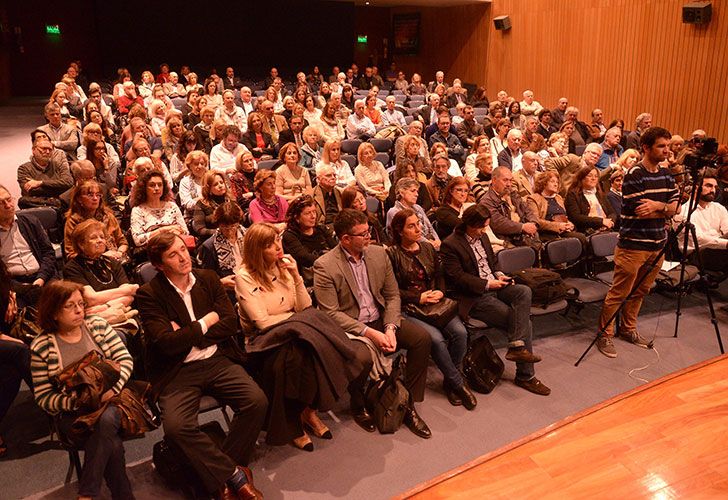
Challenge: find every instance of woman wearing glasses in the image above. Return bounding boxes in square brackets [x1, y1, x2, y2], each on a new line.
[64, 179, 128, 260]
[30, 280, 134, 500]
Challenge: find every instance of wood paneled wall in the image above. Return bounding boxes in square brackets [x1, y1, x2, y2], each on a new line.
[354, 4, 491, 86]
[487, 0, 728, 141]
[390, 4, 491, 85]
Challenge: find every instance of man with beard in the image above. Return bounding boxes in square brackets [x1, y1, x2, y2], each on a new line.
[677, 174, 728, 283]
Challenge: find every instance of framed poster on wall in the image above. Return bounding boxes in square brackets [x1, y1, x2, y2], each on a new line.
[392, 13, 420, 55]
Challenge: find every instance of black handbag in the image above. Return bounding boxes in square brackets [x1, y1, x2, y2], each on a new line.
[405, 297, 458, 330]
[463, 335, 504, 394]
[365, 354, 410, 434]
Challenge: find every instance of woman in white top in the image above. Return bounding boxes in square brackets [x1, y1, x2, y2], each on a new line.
[129, 170, 188, 247]
[148, 100, 167, 137]
[463, 135, 491, 182]
[354, 142, 390, 201]
[490, 118, 511, 166]
[302, 95, 322, 124]
[138, 70, 155, 101]
[178, 150, 209, 217]
[315, 139, 355, 190]
[184, 72, 203, 95]
[317, 103, 345, 142]
[275, 143, 313, 201]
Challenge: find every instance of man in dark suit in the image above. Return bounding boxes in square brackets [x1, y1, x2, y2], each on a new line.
[313, 209, 433, 438]
[440, 205, 551, 396]
[223, 67, 243, 90]
[277, 115, 305, 150]
[135, 232, 266, 499]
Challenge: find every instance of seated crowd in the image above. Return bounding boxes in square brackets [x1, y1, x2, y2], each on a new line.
[2, 59, 728, 500]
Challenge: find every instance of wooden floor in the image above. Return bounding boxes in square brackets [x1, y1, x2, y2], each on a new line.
[401, 355, 728, 500]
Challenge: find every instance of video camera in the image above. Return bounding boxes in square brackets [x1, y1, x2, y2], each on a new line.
[684, 137, 719, 172]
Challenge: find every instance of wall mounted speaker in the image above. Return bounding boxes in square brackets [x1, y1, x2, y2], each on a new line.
[683, 1, 712, 25]
[493, 15, 511, 31]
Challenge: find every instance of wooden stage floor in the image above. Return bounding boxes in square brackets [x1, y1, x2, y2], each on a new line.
[401, 355, 728, 499]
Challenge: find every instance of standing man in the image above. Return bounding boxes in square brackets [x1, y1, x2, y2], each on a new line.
[135, 232, 266, 498]
[597, 127, 679, 357]
[313, 209, 433, 439]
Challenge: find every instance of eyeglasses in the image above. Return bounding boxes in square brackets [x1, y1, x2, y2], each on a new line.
[63, 300, 87, 311]
[348, 227, 372, 238]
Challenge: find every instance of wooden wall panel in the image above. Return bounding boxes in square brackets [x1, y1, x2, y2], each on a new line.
[354, 4, 491, 87]
[487, 0, 728, 142]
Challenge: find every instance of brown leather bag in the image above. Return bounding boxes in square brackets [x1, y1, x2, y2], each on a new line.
[55, 351, 121, 412]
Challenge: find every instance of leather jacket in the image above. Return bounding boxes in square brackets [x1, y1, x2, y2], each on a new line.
[386, 241, 442, 305]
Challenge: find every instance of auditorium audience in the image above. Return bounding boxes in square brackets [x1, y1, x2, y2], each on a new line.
[10, 55, 725, 496]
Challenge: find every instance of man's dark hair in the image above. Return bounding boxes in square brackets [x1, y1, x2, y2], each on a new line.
[147, 231, 184, 267]
[640, 126, 672, 150]
[458, 204, 490, 232]
[436, 105, 450, 117]
[221, 125, 241, 140]
[333, 208, 368, 238]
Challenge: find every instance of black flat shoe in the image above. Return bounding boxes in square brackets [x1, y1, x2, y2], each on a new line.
[403, 406, 431, 439]
[454, 384, 478, 411]
[444, 384, 462, 407]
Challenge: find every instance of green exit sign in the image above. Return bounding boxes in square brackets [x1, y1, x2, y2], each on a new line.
[45, 24, 60, 35]
[357, 35, 367, 43]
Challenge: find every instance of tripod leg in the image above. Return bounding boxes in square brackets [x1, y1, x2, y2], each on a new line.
[688, 225, 725, 353]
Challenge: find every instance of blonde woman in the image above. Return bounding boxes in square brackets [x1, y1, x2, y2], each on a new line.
[275, 143, 312, 201]
[179, 150, 209, 216]
[236, 223, 363, 451]
[354, 142, 390, 201]
[315, 139, 355, 189]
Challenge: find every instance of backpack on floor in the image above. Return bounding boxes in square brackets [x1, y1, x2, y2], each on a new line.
[153, 420, 227, 499]
[463, 335, 504, 394]
[365, 354, 409, 434]
[512, 268, 573, 308]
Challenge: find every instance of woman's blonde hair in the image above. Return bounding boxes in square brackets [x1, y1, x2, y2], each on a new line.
[356, 142, 376, 164]
[242, 223, 289, 291]
[184, 150, 209, 178]
[321, 139, 341, 163]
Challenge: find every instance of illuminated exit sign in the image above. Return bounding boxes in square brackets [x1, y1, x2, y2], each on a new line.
[45, 24, 60, 35]
[357, 35, 367, 43]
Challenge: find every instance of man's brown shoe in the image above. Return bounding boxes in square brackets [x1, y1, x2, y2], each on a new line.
[505, 347, 542, 364]
[232, 466, 263, 500]
[515, 377, 551, 396]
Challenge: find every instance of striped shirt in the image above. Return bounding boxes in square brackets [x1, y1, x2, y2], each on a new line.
[30, 316, 133, 415]
[619, 163, 678, 250]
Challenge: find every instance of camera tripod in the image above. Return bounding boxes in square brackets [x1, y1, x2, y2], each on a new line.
[575, 166, 724, 366]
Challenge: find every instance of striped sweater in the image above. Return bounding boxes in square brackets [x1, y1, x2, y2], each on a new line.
[30, 316, 133, 415]
[619, 163, 679, 250]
